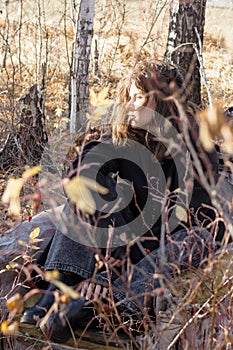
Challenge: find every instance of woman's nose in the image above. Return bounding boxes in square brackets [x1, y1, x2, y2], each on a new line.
[126, 99, 135, 111]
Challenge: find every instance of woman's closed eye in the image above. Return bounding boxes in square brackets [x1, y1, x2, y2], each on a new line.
[135, 94, 145, 100]
[128, 94, 146, 109]
[130, 94, 145, 103]
[126, 82, 148, 113]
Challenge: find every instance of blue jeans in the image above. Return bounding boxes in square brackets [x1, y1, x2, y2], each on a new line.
[44, 203, 214, 314]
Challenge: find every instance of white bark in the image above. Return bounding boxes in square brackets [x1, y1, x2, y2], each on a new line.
[70, 0, 95, 132]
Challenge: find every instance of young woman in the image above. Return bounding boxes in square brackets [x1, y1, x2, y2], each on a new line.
[20, 59, 224, 343]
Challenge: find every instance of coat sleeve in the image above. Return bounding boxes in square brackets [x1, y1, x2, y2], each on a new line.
[66, 140, 137, 248]
[68, 140, 120, 200]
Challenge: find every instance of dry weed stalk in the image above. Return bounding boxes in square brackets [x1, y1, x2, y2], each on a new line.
[0, 1, 233, 349]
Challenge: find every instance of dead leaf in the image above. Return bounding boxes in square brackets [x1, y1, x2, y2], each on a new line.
[1, 178, 24, 216]
[199, 103, 226, 151]
[6, 263, 16, 270]
[52, 280, 81, 299]
[22, 166, 41, 180]
[94, 86, 110, 103]
[63, 176, 108, 214]
[87, 87, 112, 121]
[30, 245, 41, 250]
[29, 227, 40, 240]
[44, 270, 60, 280]
[119, 231, 127, 243]
[224, 327, 233, 344]
[18, 239, 28, 247]
[89, 86, 111, 107]
[199, 119, 214, 151]
[1, 320, 19, 335]
[86, 112, 103, 121]
[30, 238, 44, 243]
[175, 205, 187, 222]
[89, 89, 98, 105]
[6, 293, 24, 313]
[95, 253, 104, 270]
[79, 176, 108, 194]
[220, 124, 233, 154]
[1, 166, 42, 217]
[45, 270, 81, 299]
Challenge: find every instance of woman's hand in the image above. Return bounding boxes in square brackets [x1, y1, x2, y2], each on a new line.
[80, 281, 108, 301]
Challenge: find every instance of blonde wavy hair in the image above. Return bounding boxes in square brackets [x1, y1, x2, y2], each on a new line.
[110, 59, 197, 160]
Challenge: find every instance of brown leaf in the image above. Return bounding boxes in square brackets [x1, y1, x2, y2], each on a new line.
[22, 166, 41, 179]
[199, 119, 214, 151]
[44, 270, 60, 280]
[79, 176, 108, 194]
[29, 227, 40, 240]
[30, 245, 41, 250]
[63, 176, 108, 214]
[18, 239, 28, 247]
[45, 271, 81, 299]
[224, 327, 233, 344]
[1, 320, 19, 335]
[86, 112, 103, 121]
[89, 89, 98, 105]
[89, 86, 111, 107]
[199, 103, 226, 151]
[1, 178, 24, 216]
[95, 253, 104, 270]
[6, 293, 24, 313]
[220, 124, 233, 154]
[87, 87, 112, 121]
[96, 86, 110, 103]
[175, 205, 187, 222]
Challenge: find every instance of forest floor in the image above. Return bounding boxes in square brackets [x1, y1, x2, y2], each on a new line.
[1, 1, 232, 235]
[0, 1, 233, 349]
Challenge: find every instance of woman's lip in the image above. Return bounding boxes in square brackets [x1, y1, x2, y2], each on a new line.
[128, 114, 135, 120]
[129, 118, 136, 124]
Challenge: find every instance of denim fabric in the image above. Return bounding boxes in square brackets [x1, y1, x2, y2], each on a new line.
[45, 202, 214, 313]
[111, 227, 214, 312]
[44, 203, 98, 278]
[44, 230, 97, 278]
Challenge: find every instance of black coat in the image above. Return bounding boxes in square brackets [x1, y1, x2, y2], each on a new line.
[70, 132, 223, 263]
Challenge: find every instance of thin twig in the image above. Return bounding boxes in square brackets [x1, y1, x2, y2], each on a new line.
[194, 26, 213, 109]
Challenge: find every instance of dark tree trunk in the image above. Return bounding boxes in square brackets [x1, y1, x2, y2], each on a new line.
[0, 84, 48, 173]
[165, 0, 207, 106]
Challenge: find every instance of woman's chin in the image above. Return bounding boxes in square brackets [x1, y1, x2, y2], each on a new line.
[130, 120, 143, 128]
[131, 122, 148, 130]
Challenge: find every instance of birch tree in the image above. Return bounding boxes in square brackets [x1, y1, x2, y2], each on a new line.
[165, 0, 207, 106]
[70, 0, 96, 132]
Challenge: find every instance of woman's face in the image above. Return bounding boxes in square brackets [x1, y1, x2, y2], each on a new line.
[126, 81, 155, 128]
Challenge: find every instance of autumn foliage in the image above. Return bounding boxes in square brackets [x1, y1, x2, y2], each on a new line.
[0, 1, 233, 349]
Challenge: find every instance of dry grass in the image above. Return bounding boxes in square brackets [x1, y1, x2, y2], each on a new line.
[203, 3, 233, 107]
[0, 1, 232, 126]
[0, 2, 233, 347]
[0, 1, 232, 236]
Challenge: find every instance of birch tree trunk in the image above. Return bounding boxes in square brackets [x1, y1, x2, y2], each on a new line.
[165, 0, 207, 106]
[70, 0, 95, 132]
